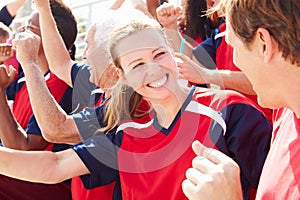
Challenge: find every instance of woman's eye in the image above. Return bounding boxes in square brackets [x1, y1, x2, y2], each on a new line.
[132, 62, 145, 70]
[154, 51, 166, 59]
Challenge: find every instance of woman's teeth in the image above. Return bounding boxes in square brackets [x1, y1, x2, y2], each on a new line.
[148, 75, 167, 88]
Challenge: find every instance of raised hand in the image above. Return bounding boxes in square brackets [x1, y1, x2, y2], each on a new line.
[182, 140, 243, 200]
[12, 31, 40, 68]
[156, 2, 181, 30]
[174, 53, 209, 84]
[0, 44, 14, 63]
[0, 65, 16, 90]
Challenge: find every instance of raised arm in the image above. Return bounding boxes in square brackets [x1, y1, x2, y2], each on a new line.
[109, 0, 125, 10]
[156, 3, 256, 95]
[5, 0, 27, 18]
[0, 65, 49, 150]
[13, 31, 82, 145]
[146, 0, 160, 19]
[0, 147, 88, 184]
[34, 0, 74, 86]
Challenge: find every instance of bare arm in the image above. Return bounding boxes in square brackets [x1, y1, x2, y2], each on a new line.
[0, 65, 49, 150]
[13, 31, 82, 145]
[157, 4, 256, 95]
[175, 53, 256, 95]
[34, 0, 74, 87]
[0, 147, 88, 184]
[6, 0, 27, 17]
[109, 0, 125, 10]
[146, 0, 160, 19]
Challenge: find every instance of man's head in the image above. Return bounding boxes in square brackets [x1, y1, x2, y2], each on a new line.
[49, 0, 77, 53]
[82, 10, 136, 89]
[18, 0, 77, 57]
[221, 0, 300, 109]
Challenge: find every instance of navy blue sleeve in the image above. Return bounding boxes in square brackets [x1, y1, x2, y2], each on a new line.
[5, 72, 25, 100]
[211, 103, 272, 199]
[71, 63, 101, 108]
[193, 27, 223, 70]
[73, 106, 106, 140]
[25, 114, 40, 135]
[0, 6, 14, 26]
[72, 134, 119, 187]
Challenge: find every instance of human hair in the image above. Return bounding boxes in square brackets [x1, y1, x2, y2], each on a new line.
[0, 22, 11, 42]
[184, 0, 208, 41]
[218, 0, 300, 66]
[50, 0, 77, 52]
[99, 13, 167, 132]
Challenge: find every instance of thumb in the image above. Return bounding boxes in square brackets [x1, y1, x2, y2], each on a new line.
[8, 65, 16, 80]
[191, 140, 207, 156]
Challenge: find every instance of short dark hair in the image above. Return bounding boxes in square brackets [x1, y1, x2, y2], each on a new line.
[50, 0, 77, 51]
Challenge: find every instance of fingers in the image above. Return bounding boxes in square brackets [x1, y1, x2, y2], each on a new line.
[182, 179, 197, 200]
[0, 44, 13, 57]
[191, 140, 202, 155]
[192, 140, 238, 166]
[7, 65, 16, 80]
[157, 2, 179, 16]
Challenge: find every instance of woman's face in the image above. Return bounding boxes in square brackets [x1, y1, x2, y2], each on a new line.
[115, 29, 180, 102]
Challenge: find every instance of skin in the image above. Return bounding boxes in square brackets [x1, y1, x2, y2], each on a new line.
[0, 12, 50, 150]
[181, 140, 243, 200]
[182, 4, 300, 200]
[0, 22, 192, 187]
[5, 0, 27, 18]
[156, 3, 256, 95]
[115, 28, 189, 128]
[16, 0, 118, 144]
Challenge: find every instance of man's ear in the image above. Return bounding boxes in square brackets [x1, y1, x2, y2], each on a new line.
[256, 27, 278, 63]
[115, 67, 123, 78]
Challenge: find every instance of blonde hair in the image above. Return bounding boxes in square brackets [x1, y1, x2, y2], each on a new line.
[99, 12, 168, 133]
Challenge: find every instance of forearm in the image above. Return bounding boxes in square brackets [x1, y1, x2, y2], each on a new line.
[38, 4, 73, 86]
[0, 147, 83, 184]
[146, 0, 160, 19]
[109, 0, 125, 10]
[165, 28, 197, 61]
[22, 62, 81, 145]
[206, 70, 256, 95]
[0, 88, 30, 149]
[6, 0, 26, 17]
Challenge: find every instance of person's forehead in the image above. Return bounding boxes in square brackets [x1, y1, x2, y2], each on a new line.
[112, 29, 167, 60]
[85, 25, 97, 43]
[28, 12, 39, 26]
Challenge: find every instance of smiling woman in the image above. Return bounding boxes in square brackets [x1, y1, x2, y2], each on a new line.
[0, 8, 271, 200]
[90, 12, 272, 199]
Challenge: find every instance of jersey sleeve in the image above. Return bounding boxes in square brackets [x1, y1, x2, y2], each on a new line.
[25, 114, 41, 135]
[0, 6, 14, 26]
[71, 63, 100, 108]
[215, 103, 272, 197]
[73, 106, 105, 140]
[5, 72, 25, 100]
[72, 134, 119, 187]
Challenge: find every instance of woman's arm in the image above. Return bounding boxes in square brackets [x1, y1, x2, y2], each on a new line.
[0, 147, 89, 184]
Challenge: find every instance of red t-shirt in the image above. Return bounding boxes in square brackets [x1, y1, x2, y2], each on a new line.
[256, 108, 300, 199]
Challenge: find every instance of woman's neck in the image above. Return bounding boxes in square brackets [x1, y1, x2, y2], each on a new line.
[152, 86, 190, 128]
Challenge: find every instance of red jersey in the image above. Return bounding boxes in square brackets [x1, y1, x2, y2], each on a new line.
[256, 108, 300, 199]
[7, 72, 69, 129]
